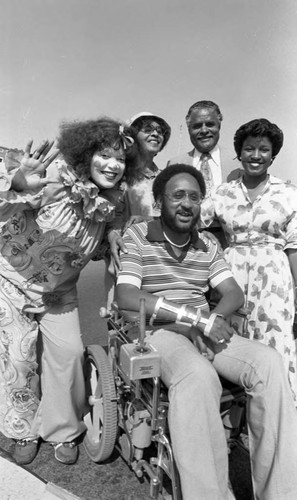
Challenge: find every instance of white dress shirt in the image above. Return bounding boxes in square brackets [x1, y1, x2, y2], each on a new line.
[192, 145, 222, 192]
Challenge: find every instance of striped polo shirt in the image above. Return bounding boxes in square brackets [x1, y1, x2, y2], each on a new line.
[117, 218, 233, 311]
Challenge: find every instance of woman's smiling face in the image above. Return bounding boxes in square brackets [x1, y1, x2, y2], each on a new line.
[90, 146, 125, 189]
[136, 119, 165, 156]
[240, 135, 273, 178]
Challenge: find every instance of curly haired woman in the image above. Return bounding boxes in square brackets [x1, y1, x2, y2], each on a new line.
[0, 117, 134, 465]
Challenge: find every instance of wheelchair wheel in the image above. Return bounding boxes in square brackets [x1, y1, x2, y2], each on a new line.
[83, 344, 117, 462]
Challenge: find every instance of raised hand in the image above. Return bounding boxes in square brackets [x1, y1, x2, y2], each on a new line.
[11, 139, 59, 192]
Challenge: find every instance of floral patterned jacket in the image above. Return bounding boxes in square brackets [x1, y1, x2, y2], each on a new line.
[0, 153, 123, 312]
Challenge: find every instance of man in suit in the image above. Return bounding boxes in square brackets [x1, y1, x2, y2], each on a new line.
[167, 100, 225, 183]
[168, 101, 230, 244]
[168, 100, 242, 184]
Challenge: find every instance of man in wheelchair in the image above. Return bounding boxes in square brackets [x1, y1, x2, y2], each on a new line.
[115, 164, 297, 500]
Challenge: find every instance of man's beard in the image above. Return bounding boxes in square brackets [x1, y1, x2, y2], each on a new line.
[161, 204, 199, 234]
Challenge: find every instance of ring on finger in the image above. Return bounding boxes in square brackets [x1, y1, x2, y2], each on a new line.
[217, 339, 225, 344]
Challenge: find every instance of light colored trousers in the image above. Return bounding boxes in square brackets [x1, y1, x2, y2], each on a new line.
[148, 329, 297, 500]
[32, 303, 86, 442]
[0, 281, 86, 443]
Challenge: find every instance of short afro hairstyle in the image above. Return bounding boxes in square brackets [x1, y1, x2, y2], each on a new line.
[57, 116, 135, 180]
[152, 164, 206, 202]
[233, 118, 284, 159]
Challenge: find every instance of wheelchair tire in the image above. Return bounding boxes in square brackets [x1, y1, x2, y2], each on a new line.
[83, 344, 118, 462]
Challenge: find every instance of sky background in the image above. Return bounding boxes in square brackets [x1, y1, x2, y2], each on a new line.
[1, 0, 297, 181]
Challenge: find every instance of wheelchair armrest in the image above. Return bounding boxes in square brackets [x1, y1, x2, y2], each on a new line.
[118, 309, 140, 323]
[108, 302, 140, 323]
[209, 300, 249, 319]
[232, 307, 249, 318]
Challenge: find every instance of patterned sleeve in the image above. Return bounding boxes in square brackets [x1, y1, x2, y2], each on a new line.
[116, 228, 144, 288]
[208, 242, 234, 288]
[284, 185, 297, 249]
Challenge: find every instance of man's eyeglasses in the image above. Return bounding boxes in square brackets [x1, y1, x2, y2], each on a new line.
[164, 190, 202, 205]
[140, 124, 165, 136]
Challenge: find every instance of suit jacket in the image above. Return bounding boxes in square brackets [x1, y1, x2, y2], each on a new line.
[167, 146, 241, 183]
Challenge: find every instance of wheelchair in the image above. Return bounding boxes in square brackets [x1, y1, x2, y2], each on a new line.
[83, 299, 248, 500]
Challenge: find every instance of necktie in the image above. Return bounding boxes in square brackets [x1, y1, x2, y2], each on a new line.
[200, 153, 213, 195]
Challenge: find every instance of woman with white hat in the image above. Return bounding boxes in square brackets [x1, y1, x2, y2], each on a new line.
[124, 111, 171, 220]
[105, 112, 171, 301]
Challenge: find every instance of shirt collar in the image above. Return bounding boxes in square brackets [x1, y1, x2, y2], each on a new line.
[238, 173, 282, 187]
[146, 218, 207, 251]
[268, 174, 285, 185]
[193, 144, 220, 166]
[143, 168, 159, 180]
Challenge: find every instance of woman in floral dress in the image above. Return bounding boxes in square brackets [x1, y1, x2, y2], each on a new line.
[0, 117, 134, 464]
[202, 118, 297, 404]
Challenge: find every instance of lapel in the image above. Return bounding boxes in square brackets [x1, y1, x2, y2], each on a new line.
[188, 148, 195, 160]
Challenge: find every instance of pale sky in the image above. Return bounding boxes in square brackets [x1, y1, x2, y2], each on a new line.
[1, 0, 297, 181]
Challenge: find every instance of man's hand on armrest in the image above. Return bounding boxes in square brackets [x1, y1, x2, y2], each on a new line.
[197, 313, 233, 348]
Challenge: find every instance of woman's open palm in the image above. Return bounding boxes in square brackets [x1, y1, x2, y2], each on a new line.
[12, 139, 59, 191]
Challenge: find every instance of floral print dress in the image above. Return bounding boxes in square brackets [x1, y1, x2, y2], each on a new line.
[202, 175, 297, 403]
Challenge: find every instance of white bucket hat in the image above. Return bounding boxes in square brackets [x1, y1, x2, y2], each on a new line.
[127, 112, 171, 150]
